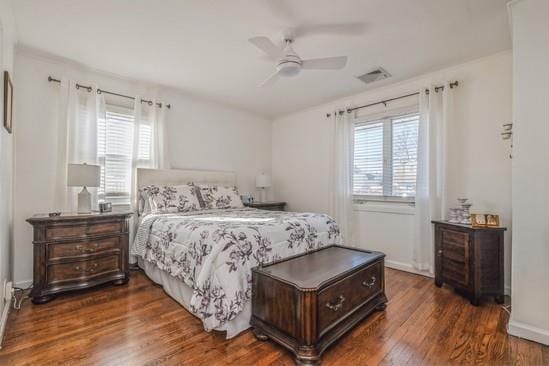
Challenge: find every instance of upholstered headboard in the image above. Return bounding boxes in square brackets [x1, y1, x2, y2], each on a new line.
[136, 167, 236, 188]
[135, 168, 237, 213]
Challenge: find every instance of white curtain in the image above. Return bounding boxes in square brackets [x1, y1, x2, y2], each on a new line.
[331, 109, 355, 244]
[413, 82, 453, 272]
[129, 98, 170, 205]
[55, 81, 105, 212]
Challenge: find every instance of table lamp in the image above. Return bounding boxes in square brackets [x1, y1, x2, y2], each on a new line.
[67, 163, 101, 213]
[256, 173, 271, 203]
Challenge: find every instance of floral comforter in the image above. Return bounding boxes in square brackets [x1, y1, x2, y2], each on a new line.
[131, 208, 341, 331]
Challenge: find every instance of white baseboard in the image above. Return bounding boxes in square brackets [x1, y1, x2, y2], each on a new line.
[385, 259, 434, 278]
[14, 279, 32, 289]
[0, 297, 11, 350]
[385, 261, 512, 296]
[508, 319, 549, 346]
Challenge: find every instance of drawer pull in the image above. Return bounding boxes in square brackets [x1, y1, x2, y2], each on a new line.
[438, 249, 443, 255]
[325, 295, 345, 312]
[362, 276, 377, 288]
[74, 263, 98, 274]
[76, 245, 97, 254]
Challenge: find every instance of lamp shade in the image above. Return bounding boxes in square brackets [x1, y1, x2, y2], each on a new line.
[67, 163, 100, 187]
[256, 173, 271, 188]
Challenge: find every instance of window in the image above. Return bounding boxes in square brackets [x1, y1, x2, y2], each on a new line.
[353, 112, 419, 201]
[97, 105, 152, 205]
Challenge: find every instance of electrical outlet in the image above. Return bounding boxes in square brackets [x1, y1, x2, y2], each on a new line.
[3, 281, 13, 301]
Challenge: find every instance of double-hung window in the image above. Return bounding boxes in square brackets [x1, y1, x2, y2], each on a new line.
[97, 104, 153, 205]
[353, 111, 419, 202]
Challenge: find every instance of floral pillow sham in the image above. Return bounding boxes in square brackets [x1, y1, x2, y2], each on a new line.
[140, 184, 201, 215]
[198, 185, 244, 209]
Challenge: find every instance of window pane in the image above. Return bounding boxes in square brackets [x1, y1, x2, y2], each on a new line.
[353, 122, 384, 196]
[392, 114, 419, 197]
[97, 106, 135, 204]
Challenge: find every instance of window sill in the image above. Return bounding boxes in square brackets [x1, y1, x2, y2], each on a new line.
[353, 201, 415, 215]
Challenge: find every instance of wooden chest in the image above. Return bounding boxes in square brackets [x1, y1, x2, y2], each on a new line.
[27, 211, 133, 304]
[251, 245, 387, 366]
[432, 220, 506, 305]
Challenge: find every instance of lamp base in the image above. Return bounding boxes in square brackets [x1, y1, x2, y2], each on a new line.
[77, 187, 92, 213]
[260, 188, 267, 203]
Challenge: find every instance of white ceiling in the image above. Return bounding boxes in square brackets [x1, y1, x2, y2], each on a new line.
[12, 0, 511, 118]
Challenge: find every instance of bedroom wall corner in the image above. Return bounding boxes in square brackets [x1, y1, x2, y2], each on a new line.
[0, 0, 17, 347]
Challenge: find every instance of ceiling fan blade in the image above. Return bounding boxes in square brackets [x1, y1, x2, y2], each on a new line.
[248, 36, 280, 59]
[260, 70, 281, 87]
[291, 23, 367, 38]
[302, 56, 348, 70]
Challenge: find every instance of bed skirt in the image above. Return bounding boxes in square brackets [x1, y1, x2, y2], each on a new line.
[137, 257, 252, 339]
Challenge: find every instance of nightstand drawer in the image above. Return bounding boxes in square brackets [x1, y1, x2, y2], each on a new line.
[47, 255, 120, 285]
[46, 221, 123, 240]
[48, 236, 121, 260]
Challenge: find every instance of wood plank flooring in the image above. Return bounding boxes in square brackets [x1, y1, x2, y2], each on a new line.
[0, 268, 547, 365]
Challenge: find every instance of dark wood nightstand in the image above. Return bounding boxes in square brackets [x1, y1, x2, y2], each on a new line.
[432, 220, 506, 306]
[244, 201, 286, 211]
[27, 211, 133, 304]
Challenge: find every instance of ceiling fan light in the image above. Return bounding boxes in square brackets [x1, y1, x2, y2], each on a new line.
[277, 62, 301, 77]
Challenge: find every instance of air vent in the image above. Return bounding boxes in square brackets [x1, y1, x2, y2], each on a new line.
[356, 67, 391, 84]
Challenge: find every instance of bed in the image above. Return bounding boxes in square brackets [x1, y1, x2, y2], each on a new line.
[130, 168, 342, 338]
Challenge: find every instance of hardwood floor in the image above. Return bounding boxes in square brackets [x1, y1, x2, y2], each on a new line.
[0, 268, 547, 365]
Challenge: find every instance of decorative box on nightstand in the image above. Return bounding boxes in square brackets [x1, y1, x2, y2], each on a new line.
[244, 201, 286, 211]
[27, 211, 133, 304]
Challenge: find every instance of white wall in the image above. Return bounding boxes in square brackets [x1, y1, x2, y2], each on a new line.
[273, 51, 512, 282]
[508, 0, 549, 346]
[0, 0, 16, 343]
[12, 48, 271, 286]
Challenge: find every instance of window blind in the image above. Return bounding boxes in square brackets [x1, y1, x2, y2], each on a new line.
[353, 122, 384, 196]
[353, 112, 419, 200]
[97, 105, 152, 205]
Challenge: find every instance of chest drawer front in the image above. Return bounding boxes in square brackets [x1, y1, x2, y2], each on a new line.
[47, 255, 120, 285]
[440, 228, 470, 287]
[46, 221, 122, 240]
[48, 236, 121, 260]
[317, 261, 382, 335]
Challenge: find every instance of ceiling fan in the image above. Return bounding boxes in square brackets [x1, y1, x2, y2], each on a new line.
[249, 29, 350, 87]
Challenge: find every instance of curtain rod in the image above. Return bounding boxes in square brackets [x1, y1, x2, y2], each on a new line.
[326, 81, 458, 118]
[47, 76, 171, 109]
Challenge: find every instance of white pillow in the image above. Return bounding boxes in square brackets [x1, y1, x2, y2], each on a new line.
[140, 184, 201, 214]
[198, 185, 244, 209]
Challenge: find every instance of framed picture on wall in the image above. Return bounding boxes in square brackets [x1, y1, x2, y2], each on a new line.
[3, 70, 13, 134]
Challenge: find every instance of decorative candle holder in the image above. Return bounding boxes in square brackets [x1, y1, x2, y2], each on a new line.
[461, 203, 472, 225]
[448, 208, 460, 223]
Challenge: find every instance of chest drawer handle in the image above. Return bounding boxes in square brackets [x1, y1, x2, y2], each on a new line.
[362, 276, 377, 288]
[325, 295, 345, 312]
[76, 245, 97, 254]
[74, 263, 98, 273]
